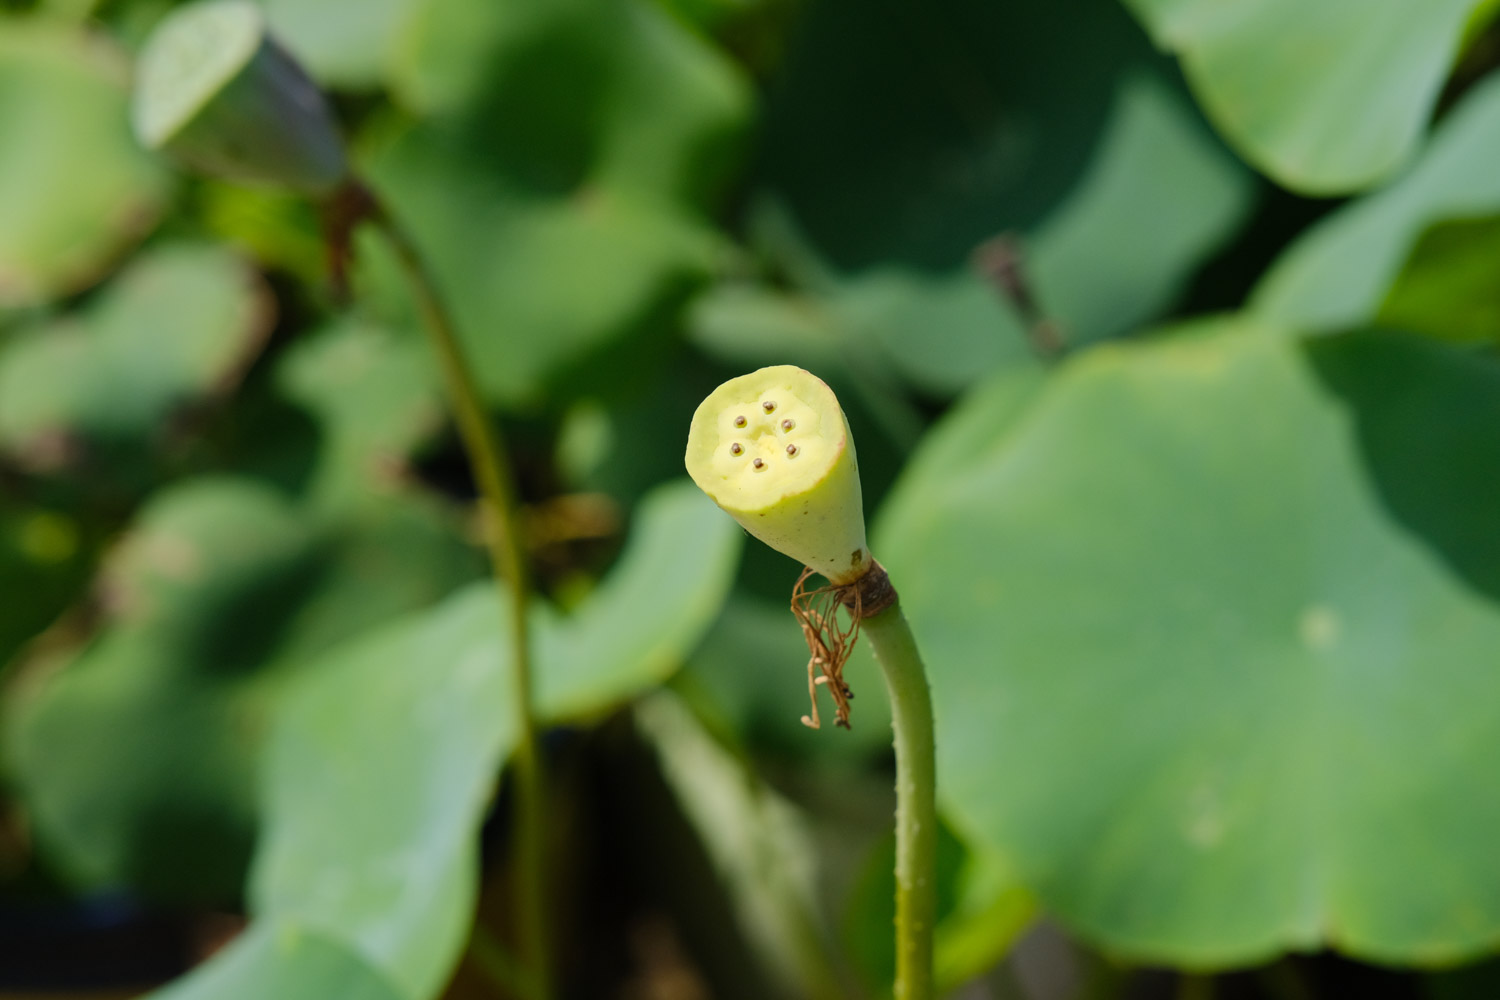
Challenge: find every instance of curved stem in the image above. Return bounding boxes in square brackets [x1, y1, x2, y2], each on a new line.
[859, 599, 936, 1000]
[365, 188, 552, 1000]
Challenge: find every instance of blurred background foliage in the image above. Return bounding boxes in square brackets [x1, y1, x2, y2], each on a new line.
[3, 0, 1500, 998]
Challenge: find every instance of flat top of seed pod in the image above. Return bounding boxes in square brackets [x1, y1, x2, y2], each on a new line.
[132, 0, 265, 148]
[686, 365, 847, 513]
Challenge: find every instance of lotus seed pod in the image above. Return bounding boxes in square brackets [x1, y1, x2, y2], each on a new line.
[686, 366, 873, 585]
[132, 0, 347, 195]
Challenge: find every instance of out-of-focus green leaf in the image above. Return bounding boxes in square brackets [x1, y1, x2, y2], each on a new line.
[363, 152, 718, 407]
[1120, 0, 1486, 193]
[828, 272, 1030, 400]
[363, 0, 750, 407]
[275, 320, 442, 507]
[554, 351, 735, 505]
[535, 479, 741, 718]
[259, 0, 421, 89]
[4, 480, 311, 900]
[0, 242, 271, 466]
[3, 478, 482, 902]
[715, 70, 1249, 398]
[250, 584, 512, 999]
[1025, 75, 1252, 348]
[146, 478, 738, 997]
[1375, 217, 1500, 342]
[1253, 74, 1500, 335]
[392, 0, 745, 209]
[636, 690, 844, 999]
[688, 285, 846, 374]
[879, 318, 1500, 965]
[0, 18, 168, 307]
[152, 922, 406, 1000]
[198, 181, 327, 280]
[0, 504, 89, 669]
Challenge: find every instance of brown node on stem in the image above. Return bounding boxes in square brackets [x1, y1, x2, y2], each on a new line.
[791, 560, 896, 731]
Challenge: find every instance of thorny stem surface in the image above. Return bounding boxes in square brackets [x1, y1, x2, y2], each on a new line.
[367, 189, 552, 1000]
[859, 594, 937, 1000]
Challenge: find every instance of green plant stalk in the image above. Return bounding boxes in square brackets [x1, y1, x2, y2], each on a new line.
[860, 600, 937, 1000]
[371, 200, 552, 1000]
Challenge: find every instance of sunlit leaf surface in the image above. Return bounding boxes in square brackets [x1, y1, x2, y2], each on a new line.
[0, 18, 168, 306]
[1121, 0, 1489, 193]
[1253, 74, 1500, 337]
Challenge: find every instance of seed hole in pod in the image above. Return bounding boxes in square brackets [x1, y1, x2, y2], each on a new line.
[781, 418, 795, 431]
[786, 444, 798, 457]
[730, 442, 743, 456]
[734, 416, 747, 428]
[753, 458, 765, 470]
[762, 400, 776, 413]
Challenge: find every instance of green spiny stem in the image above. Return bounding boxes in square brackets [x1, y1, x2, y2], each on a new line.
[860, 599, 937, 1000]
[365, 188, 552, 1000]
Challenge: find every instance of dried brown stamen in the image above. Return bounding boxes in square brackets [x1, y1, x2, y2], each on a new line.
[791, 567, 862, 729]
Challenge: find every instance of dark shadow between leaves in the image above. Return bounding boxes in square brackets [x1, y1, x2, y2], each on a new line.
[1303, 329, 1500, 605]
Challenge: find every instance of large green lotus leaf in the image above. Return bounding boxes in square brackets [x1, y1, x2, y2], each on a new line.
[259, 0, 421, 89]
[1120, 0, 1487, 193]
[878, 319, 1500, 965]
[152, 922, 405, 1000]
[0, 18, 168, 306]
[363, 0, 750, 407]
[145, 478, 738, 998]
[706, 74, 1248, 398]
[275, 320, 442, 507]
[3, 478, 482, 901]
[1253, 73, 1500, 335]
[0, 242, 271, 464]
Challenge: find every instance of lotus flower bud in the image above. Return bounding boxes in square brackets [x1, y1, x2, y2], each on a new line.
[686, 365, 873, 585]
[132, 0, 346, 195]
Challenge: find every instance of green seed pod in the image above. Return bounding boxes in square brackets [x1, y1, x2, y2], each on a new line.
[686, 365, 872, 585]
[132, 0, 346, 195]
